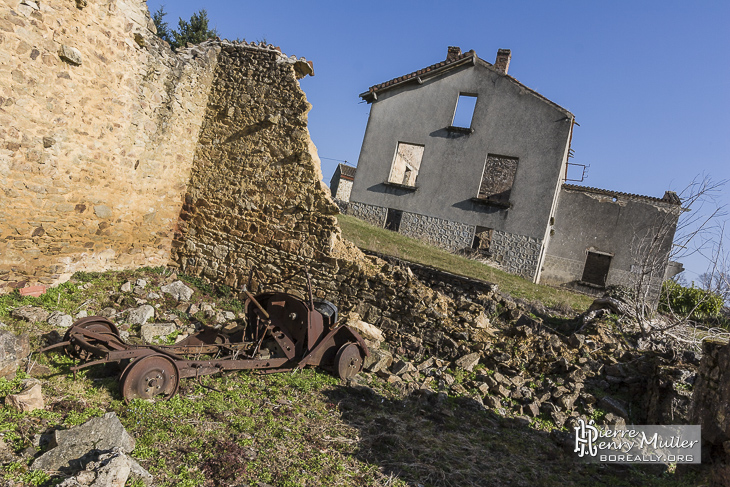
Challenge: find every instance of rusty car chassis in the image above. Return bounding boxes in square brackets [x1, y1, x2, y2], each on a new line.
[40, 284, 369, 402]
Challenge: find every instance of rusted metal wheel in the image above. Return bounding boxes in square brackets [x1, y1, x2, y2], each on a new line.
[63, 318, 121, 360]
[335, 343, 364, 380]
[120, 354, 179, 402]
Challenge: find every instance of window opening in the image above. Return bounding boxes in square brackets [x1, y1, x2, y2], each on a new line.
[581, 251, 612, 287]
[388, 142, 424, 187]
[384, 208, 403, 232]
[452, 94, 477, 129]
[478, 154, 518, 205]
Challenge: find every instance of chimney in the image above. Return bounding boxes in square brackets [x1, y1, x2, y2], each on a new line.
[494, 49, 511, 74]
[446, 46, 462, 62]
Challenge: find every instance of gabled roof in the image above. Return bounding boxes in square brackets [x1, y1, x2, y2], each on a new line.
[338, 163, 357, 180]
[359, 46, 573, 117]
[563, 184, 682, 206]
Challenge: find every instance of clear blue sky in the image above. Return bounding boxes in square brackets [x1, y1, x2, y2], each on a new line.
[147, 0, 730, 282]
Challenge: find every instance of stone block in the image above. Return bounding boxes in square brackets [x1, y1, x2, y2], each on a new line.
[6, 379, 43, 412]
[58, 45, 82, 66]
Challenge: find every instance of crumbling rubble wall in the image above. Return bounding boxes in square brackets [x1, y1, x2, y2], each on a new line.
[689, 339, 730, 485]
[0, 0, 218, 288]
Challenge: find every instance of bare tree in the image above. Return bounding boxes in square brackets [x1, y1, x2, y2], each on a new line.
[623, 175, 727, 337]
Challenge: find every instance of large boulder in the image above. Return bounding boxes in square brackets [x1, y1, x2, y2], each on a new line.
[0, 330, 30, 379]
[32, 412, 134, 472]
[56, 448, 152, 487]
[160, 281, 194, 302]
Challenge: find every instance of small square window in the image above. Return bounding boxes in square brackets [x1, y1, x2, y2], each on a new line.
[452, 94, 477, 129]
[388, 142, 424, 187]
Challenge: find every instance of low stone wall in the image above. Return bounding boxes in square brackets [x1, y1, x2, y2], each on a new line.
[689, 339, 730, 485]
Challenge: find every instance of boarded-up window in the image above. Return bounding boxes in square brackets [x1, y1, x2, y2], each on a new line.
[581, 251, 612, 287]
[478, 154, 518, 205]
[452, 94, 477, 128]
[389, 142, 424, 187]
[384, 208, 403, 231]
[472, 226, 493, 253]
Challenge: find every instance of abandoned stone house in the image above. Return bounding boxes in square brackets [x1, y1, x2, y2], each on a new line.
[345, 46, 683, 295]
[329, 163, 357, 205]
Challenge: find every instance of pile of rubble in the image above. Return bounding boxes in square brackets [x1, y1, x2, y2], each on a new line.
[356, 306, 699, 430]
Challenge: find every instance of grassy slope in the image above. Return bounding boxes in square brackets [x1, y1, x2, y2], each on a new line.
[338, 214, 593, 312]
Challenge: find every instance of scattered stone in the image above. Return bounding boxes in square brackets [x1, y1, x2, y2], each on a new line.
[474, 312, 490, 329]
[598, 396, 629, 419]
[11, 305, 49, 323]
[126, 305, 154, 326]
[550, 410, 568, 429]
[135, 279, 147, 289]
[417, 357, 435, 371]
[160, 281, 194, 302]
[484, 396, 501, 408]
[526, 402, 541, 417]
[603, 413, 626, 428]
[0, 330, 30, 378]
[120, 282, 131, 293]
[568, 333, 585, 348]
[363, 348, 393, 373]
[454, 352, 481, 372]
[348, 320, 384, 343]
[133, 286, 146, 296]
[75, 310, 88, 319]
[100, 307, 117, 318]
[140, 323, 177, 344]
[47, 311, 73, 328]
[5, 379, 43, 412]
[188, 303, 199, 315]
[32, 412, 135, 472]
[147, 292, 161, 300]
[391, 360, 416, 376]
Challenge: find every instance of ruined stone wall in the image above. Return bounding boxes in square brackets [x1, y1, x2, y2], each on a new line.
[689, 339, 730, 485]
[0, 0, 218, 288]
[171, 42, 343, 292]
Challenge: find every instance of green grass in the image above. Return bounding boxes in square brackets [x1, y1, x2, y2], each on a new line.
[338, 214, 593, 311]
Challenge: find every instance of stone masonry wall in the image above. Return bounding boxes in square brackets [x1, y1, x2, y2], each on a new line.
[490, 230, 542, 279]
[171, 42, 342, 292]
[399, 211, 474, 252]
[333, 177, 352, 202]
[688, 339, 730, 485]
[348, 201, 386, 227]
[0, 0, 218, 288]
